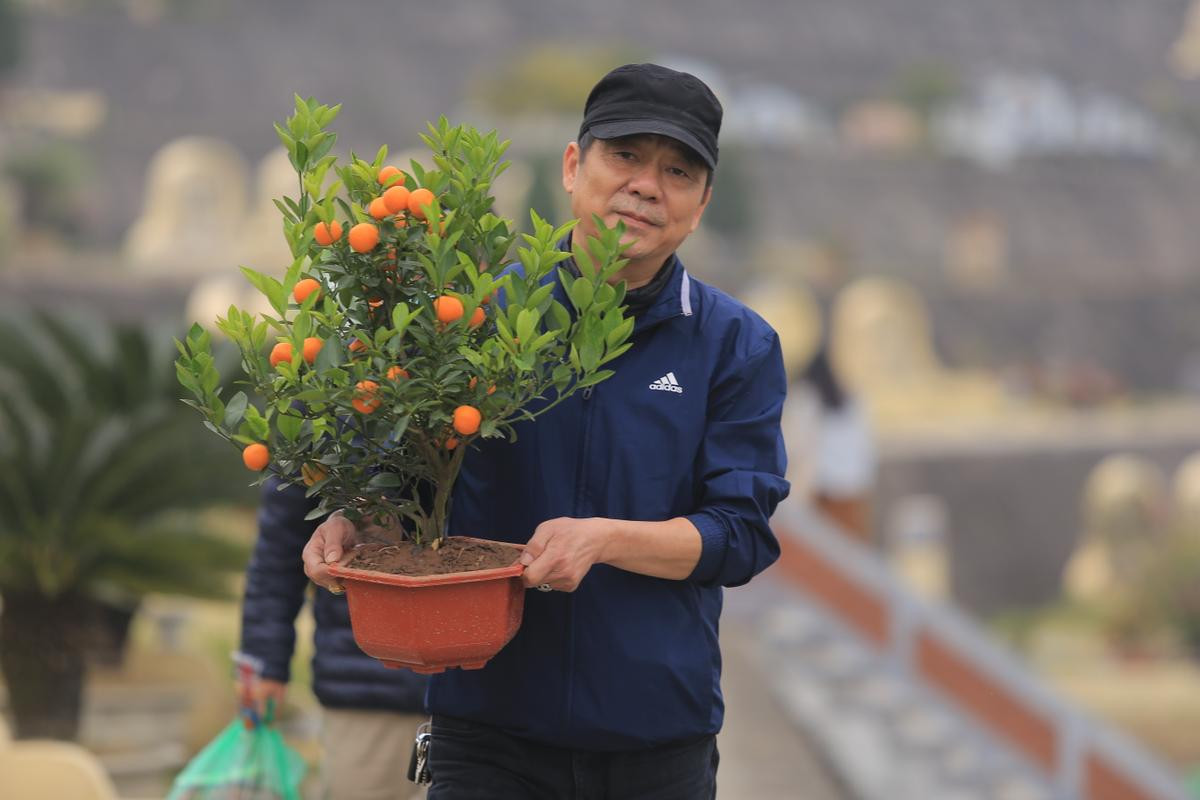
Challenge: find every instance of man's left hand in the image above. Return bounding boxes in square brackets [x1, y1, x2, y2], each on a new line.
[520, 517, 612, 592]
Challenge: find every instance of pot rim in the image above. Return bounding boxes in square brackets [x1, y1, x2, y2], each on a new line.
[328, 535, 525, 588]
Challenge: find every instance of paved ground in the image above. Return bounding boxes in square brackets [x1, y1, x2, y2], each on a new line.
[718, 595, 850, 800]
[78, 582, 852, 799]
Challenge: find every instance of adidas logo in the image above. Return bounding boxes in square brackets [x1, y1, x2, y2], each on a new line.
[649, 372, 683, 394]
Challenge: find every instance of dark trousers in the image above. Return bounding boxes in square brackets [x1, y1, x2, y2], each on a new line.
[427, 714, 719, 800]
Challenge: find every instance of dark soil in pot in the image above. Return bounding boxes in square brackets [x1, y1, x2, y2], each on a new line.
[346, 538, 522, 576]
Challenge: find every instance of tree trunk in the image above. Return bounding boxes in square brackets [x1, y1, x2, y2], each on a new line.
[0, 590, 87, 740]
[84, 595, 140, 669]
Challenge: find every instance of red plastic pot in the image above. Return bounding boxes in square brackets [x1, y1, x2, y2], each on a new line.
[327, 537, 525, 674]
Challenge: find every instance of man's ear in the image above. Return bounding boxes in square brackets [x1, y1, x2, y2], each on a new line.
[562, 142, 581, 194]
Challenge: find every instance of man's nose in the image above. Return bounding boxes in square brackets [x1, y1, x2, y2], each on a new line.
[625, 163, 661, 201]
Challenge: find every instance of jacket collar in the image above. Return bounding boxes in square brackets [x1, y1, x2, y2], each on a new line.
[557, 234, 693, 335]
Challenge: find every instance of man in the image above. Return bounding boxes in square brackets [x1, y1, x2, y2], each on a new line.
[304, 62, 789, 799]
[243, 478, 429, 800]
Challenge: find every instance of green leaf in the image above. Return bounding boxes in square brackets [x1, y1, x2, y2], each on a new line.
[274, 122, 296, 150]
[200, 360, 221, 395]
[391, 304, 416, 339]
[605, 317, 634, 349]
[574, 234, 597, 275]
[223, 392, 248, 428]
[292, 140, 309, 172]
[243, 405, 270, 441]
[368, 472, 402, 488]
[527, 283, 554, 310]
[457, 348, 484, 367]
[579, 341, 599, 372]
[240, 267, 287, 316]
[599, 342, 633, 365]
[292, 389, 334, 404]
[528, 331, 557, 351]
[294, 312, 312, 341]
[273, 199, 298, 224]
[575, 369, 614, 389]
[308, 132, 336, 163]
[550, 301, 571, 332]
[494, 315, 517, 349]
[276, 413, 302, 442]
[316, 103, 342, 127]
[516, 308, 537, 344]
[187, 322, 211, 351]
[175, 361, 200, 398]
[314, 336, 346, 372]
[569, 277, 594, 311]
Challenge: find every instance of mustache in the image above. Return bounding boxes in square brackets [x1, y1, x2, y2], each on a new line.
[610, 204, 664, 227]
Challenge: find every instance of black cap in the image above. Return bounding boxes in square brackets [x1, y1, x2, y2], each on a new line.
[579, 63, 722, 171]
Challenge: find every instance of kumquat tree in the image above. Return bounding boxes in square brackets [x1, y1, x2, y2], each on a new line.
[176, 96, 634, 550]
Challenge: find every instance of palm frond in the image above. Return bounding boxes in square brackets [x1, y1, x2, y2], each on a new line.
[33, 311, 119, 412]
[0, 317, 73, 419]
[0, 313, 256, 601]
[83, 515, 249, 600]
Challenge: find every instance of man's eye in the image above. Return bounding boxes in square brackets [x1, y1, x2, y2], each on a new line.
[668, 166, 689, 178]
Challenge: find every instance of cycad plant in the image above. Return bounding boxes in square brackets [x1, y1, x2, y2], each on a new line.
[0, 312, 252, 739]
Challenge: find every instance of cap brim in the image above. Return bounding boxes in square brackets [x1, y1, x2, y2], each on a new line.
[587, 119, 716, 170]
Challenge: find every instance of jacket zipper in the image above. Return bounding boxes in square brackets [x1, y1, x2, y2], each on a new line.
[572, 386, 596, 511]
[564, 384, 595, 737]
[557, 271, 684, 737]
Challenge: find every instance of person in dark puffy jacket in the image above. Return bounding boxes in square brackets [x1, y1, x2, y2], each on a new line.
[241, 478, 428, 800]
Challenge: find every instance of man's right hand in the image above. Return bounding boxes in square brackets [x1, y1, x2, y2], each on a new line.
[302, 512, 356, 593]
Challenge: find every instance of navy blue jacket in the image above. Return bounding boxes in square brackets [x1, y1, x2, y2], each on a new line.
[428, 253, 789, 750]
[240, 479, 427, 711]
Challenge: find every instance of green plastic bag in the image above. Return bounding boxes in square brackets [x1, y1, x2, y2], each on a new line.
[166, 711, 306, 800]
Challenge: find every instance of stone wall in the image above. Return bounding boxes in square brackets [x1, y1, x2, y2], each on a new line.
[875, 427, 1200, 616]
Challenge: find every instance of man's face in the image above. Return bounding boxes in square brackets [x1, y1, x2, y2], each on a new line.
[562, 134, 712, 276]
